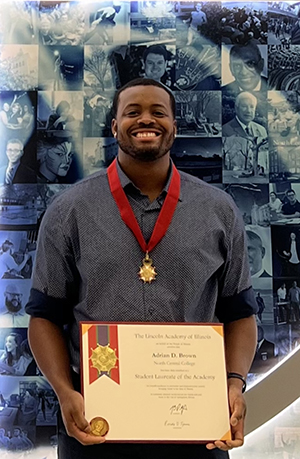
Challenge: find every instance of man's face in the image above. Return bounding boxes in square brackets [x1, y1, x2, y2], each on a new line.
[287, 192, 297, 205]
[112, 85, 176, 163]
[5, 288, 22, 314]
[45, 141, 73, 177]
[236, 96, 256, 125]
[6, 142, 23, 163]
[144, 53, 167, 82]
[230, 51, 263, 90]
[247, 237, 264, 275]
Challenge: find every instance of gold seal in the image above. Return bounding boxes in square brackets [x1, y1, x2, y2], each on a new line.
[90, 417, 109, 436]
[139, 252, 157, 283]
[90, 344, 117, 373]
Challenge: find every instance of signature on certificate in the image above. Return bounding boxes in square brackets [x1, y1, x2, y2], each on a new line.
[169, 403, 188, 415]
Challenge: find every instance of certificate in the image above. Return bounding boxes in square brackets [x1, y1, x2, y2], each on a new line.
[80, 322, 231, 443]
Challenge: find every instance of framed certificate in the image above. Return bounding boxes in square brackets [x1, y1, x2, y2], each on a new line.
[80, 322, 231, 443]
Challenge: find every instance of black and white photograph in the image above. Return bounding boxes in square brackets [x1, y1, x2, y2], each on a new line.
[223, 135, 269, 184]
[268, 44, 300, 90]
[37, 91, 83, 135]
[0, 279, 31, 329]
[0, 1, 38, 45]
[222, 90, 268, 135]
[252, 277, 274, 323]
[269, 183, 300, 225]
[273, 278, 300, 326]
[0, 92, 36, 153]
[268, 90, 300, 147]
[274, 323, 300, 361]
[249, 322, 278, 374]
[175, 44, 221, 90]
[38, 1, 85, 46]
[37, 90, 83, 185]
[83, 138, 117, 177]
[84, 88, 114, 137]
[84, 1, 130, 45]
[0, 230, 36, 280]
[0, 377, 58, 426]
[125, 43, 175, 88]
[268, 1, 300, 45]
[220, 2, 268, 45]
[174, 1, 223, 47]
[222, 43, 268, 95]
[171, 137, 222, 182]
[130, 1, 176, 44]
[224, 183, 270, 226]
[0, 328, 36, 377]
[37, 133, 83, 185]
[39, 45, 84, 91]
[246, 225, 273, 278]
[0, 45, 38, 91]
[272, 225, 300, 278]
[84, 45, 116, 91]
[0, 185, 38, 230]
[175, 90, 221, 137]
[270, 144, 300, 183]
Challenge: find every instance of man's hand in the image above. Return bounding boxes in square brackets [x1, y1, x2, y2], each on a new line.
[59, 389, 106, 446]
[206, 382, 246, 451]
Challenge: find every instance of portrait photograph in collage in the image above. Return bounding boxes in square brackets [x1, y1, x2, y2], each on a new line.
[0, 1, 299, 457]
[0, 91, 37, 186]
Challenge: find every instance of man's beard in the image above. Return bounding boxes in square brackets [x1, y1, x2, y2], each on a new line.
[117, 131, 175, 162]
[5, 298, 22, 313]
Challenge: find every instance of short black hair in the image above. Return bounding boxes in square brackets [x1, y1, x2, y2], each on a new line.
[143, 44, 168, 62]
[230, 43, 264, 73]
[112, 78, 176, 119]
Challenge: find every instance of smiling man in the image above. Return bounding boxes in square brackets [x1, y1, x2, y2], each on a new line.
[223, 43, 267, 95]
[223, 92, 267, 138]
[26, 78, 257, 459]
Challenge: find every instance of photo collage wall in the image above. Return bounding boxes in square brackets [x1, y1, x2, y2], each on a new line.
[0, 0, 300, 455]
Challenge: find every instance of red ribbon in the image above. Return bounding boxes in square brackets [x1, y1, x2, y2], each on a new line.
[107, 158, 180, 253]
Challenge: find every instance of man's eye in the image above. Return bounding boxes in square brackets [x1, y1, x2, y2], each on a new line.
[153, 111, 165, 116]
[127, 111, 138, 116]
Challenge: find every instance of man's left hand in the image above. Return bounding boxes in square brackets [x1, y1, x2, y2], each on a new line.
[206, 383, 246, 451]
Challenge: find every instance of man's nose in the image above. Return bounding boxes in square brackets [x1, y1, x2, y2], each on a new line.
[137, 112, 155, 124]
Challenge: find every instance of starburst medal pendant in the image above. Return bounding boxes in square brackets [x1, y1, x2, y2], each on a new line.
[139, 252, 157, 283]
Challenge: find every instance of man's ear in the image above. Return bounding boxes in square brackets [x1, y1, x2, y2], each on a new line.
[111, 119, 117, 138]
[261, 246, 266, 259]
[173, 119, 177, 137]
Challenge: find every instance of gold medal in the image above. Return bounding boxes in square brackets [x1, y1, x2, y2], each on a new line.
[138, 252, 157, 283]
[90, 417, 109, 436]
[90, 344, 118, 373]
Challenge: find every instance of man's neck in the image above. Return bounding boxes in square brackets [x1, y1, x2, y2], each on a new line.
[118, 152, 171, 202]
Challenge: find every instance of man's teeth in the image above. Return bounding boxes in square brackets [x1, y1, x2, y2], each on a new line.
[135, 132, 157, 138]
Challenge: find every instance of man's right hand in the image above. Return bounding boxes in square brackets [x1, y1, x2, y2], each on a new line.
[59, 390, 106, 446]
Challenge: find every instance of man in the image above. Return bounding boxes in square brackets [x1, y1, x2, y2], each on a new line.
[26, 79, 257, 459]
[0, 139, 36, 184]
[288, 281, 300, 323]
[255, 291, 265, 322]
[222, 43, 267, 94]
[143, 45, 168, 83]
[0, 283, 28, 327]
[222, 92, 267, 138]
[246, 230, 271, 278]
[280, 189, 300, 218]
[249, 325, 277, 374]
